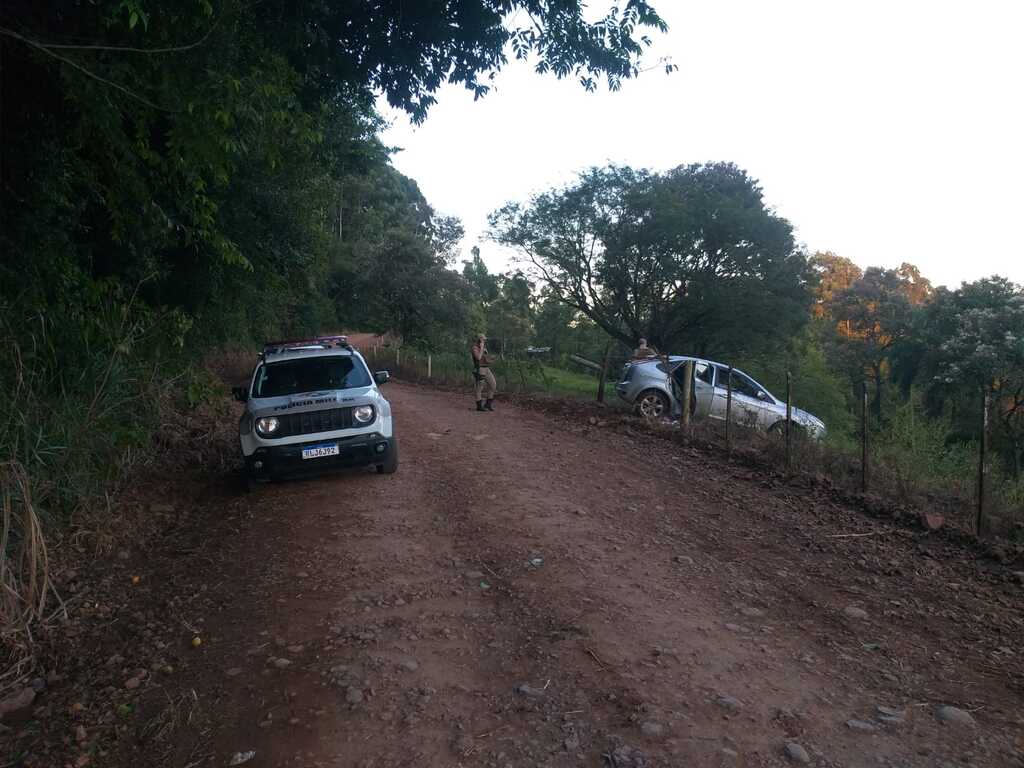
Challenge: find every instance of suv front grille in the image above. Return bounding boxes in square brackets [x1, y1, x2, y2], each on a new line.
[276, 407, 354, 438]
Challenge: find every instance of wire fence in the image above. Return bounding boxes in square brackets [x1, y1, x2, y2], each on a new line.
[361, 344, 614, 400]
[361, 340, 1022, 541]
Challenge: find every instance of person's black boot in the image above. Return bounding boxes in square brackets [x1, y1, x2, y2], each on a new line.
[476, 400, 486, 412]
[484, 399, 495, 411]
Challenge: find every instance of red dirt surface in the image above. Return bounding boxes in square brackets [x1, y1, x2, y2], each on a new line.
[6, 378, 1024, 768]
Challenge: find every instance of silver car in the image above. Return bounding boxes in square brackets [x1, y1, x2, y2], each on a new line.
[615, 356, 826, 438]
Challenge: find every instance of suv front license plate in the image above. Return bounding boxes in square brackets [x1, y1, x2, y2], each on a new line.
[302, 443, 340, 460]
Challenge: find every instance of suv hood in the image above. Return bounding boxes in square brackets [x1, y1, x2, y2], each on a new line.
[248, 387, 377, 418]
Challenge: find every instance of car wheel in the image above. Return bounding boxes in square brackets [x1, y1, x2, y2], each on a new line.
[376, 439, 399, 475]
[635, 389, 670, 419]
[769, 420, 804, 439]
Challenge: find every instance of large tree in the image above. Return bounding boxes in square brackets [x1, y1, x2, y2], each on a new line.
[829, 264, 933, 418]
[914, 278, 1024, 475]
[488, 162, 814, 356]
[810, 251, 863, 321]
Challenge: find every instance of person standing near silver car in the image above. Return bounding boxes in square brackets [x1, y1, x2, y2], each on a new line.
[471, 334, 497, 412]
[632, 337, 658, 359]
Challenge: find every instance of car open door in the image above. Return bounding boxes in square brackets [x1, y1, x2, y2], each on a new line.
[668, 359, 715, 420]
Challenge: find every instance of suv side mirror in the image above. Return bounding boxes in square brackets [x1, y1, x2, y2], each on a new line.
[232, 386, 248, 403]
[756, 390, 769, 401]
[374, 370, 390, 385]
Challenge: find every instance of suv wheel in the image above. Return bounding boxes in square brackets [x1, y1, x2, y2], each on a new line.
[377, 438, 399, 475]
[635, 389, 670, 419]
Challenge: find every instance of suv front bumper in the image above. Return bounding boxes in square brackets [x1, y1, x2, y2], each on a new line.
[245, 433, 394, 480]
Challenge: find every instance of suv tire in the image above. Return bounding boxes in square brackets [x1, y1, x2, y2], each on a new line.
[377, 438, 399, 475]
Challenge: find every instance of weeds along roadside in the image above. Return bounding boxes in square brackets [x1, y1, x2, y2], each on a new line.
[0, 301, 238, 673]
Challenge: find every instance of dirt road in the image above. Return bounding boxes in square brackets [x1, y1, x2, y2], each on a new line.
[124, 378, 1020, 768]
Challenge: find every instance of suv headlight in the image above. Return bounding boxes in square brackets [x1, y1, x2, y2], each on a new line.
[255, 416, 280, 436]
[353, 405, 375, 424]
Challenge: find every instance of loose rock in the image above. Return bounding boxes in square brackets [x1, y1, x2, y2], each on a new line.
[936, 705, 976, 726]
[875, 705, 905, 724]
[715, 694, 743, 711]
[843, 606, 868, 620]
[846, 718, 876, 732]
[345, 687, 364, 704]
[514, 683, 546, 698]
[611, 744, 648, 768]
[784, 742, 811, 764]
[640, 721, 664, 738]
[0, 687, 35, 720]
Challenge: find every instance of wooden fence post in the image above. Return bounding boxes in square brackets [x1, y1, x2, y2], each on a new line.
[785, 371, 793, 475]
[861, 381, 869, 493]
[680, 360, 694, 432]
[596, 341, 612, 403]
[977, 386, 989, 535]
[725, 365, 733, 457]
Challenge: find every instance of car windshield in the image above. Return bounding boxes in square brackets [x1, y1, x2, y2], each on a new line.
[253, 355, 371, 398]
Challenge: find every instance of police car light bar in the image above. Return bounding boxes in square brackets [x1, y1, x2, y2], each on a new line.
[262, 335, 350, 355]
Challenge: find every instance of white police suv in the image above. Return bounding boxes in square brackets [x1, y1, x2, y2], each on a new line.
[232, 336, 396, 485]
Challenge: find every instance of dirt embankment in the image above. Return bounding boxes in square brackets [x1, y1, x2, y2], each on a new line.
[4, 378, 1023, 767]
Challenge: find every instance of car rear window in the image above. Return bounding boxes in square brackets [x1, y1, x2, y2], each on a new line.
[253, 355, 371, 397]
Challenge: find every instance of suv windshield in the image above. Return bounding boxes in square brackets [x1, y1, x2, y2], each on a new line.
[253, 355, 371, 398]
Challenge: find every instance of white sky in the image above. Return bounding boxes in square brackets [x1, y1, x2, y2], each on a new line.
[378, 0, 1024, 290]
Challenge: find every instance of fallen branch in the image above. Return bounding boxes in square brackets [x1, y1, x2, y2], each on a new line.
[584, 644, 611, 670]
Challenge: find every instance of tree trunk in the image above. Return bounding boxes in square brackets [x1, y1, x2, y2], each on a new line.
[872, 364, 883, 421]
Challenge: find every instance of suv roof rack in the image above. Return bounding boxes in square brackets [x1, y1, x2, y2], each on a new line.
[262, 335, 352, 357]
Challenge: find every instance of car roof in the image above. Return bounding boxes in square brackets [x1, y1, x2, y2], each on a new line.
[634, 354, 731, 369]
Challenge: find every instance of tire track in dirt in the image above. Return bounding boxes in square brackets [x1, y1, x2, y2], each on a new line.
[170, 382, 1022, 768]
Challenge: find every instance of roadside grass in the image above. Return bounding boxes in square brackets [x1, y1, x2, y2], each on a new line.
[361, 346, 608, 400]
